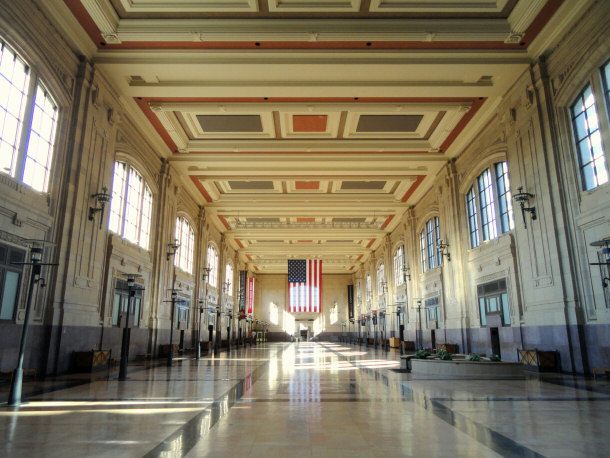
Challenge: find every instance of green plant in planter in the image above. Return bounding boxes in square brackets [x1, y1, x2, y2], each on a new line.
[437, 349, 453, 360]
[468, 353, 481, 361]
[415, 349, 430, 359]
[489, 354, 502, 362]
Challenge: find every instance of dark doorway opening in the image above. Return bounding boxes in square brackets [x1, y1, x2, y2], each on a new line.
[490, 327, 501, 358]
[179, 330, 185, 350]
[399, 324, 404, 342]
[430, 329, 436, 350]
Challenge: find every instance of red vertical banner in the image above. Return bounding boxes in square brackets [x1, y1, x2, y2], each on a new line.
[247, 277, 255, 315]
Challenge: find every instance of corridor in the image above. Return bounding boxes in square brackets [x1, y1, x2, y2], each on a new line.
[1, 342, 609, 457]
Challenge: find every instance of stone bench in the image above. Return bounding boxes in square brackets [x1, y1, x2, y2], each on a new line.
[400, 355, 416, 372]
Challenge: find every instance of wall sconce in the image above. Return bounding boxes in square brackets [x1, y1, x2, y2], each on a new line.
[513, 186, 537, 228]
[166, 239, 180, 261]
[88, 186, 112, 229]
[437, 239, 451, 262]
[402, 265, 411, 282]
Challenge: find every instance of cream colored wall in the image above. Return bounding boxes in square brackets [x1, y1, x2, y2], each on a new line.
[253, 274, 352, 336]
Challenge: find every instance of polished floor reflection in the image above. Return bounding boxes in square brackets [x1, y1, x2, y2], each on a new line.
[1, 342, 609, 457]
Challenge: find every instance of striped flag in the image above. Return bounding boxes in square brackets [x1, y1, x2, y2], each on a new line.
[288, 259, 322, 313]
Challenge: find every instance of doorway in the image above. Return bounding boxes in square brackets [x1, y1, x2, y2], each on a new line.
[490, 327, 501, 357]
[179, 330, 185, 350]
[430, 329, 436, 350]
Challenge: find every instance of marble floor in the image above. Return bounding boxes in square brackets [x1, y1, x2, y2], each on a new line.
[1, 341, 609, 457]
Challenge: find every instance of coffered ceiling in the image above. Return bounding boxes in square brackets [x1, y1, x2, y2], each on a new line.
[47, 0, 578, 273]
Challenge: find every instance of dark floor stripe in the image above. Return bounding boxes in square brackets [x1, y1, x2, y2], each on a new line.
[142, 345, 287, 458]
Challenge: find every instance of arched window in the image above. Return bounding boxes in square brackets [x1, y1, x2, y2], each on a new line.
[225, 263, 233, 296]
[174, 216, 194, 273]
[377, 263, 385, 295]
[394, 244, 405, 286]
[0, 38, 58, 193]
[366, 274, 372, 302]
[207, 245, 218, 288]
[108, 161, 153, 249]
[420, 217, 442, 273]
[465, 161, 514, 248]
[569, 61, 609, 190]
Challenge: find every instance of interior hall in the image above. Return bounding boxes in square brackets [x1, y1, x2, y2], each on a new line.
[0, 1, 609, 457]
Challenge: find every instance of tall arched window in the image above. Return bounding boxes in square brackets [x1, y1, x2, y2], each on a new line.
[174, 216, 194, 273]
[394, 244, 405, 286]
[0, 38, 58, 193]
[108, 161, 153, 249]
[366, 274, 372, 302]
[225, 263, 233, 296]
[377, 263, 385, 295]
[570, 63, 609, 190]
[420, 217, 442, 273]
[465, 161, 514, 248]
[207, 245, 218, 288]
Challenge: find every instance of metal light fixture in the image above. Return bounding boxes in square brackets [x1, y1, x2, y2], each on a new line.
[513, 186, 537, 228]
[118, 273, 143, 381]
[437, 239, 451, 262]
[89, 186, 112, 229]
[402, 264, 411, 282]
[589, 238, 610, 288]
[8, 240, 57, 406]
[166, 239, 180, 261]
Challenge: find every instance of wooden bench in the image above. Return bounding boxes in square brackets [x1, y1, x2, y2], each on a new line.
[593, 367, 610, 379]
[0, 369, 37, 381]
[135, 353, 152, 362]
[438, 343, 459, 354]
[402, 341, 416, 352]
[518, 348, 560, 372]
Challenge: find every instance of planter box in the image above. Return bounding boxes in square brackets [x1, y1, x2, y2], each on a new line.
[411, 358, 524, 378]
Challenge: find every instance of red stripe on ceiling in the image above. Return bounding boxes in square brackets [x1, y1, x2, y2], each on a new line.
[366, 239, 375, 249]
[218, 215, 231, 230]
[254, 266, 259, 271]
[63, 0, 104, 46]
[381, 215, 395, 230]
[298, 240, 313, 243]
[401, 175, 426, 202]
[349, 265, 355, 270]
[246, 255, 253, 261]
[295, 181, 320, 190]
[189, 176, 213, 202]
[357, 254, 363, 261]
[439, 97, 486, 152]
[235, 239, 244, 248]
[297, 217, 316, 222]
[521, 0, 565, 48]
[136, 98, 178, 152]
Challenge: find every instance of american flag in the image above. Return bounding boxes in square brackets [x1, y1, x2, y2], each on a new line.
[288, 259, 322, 313]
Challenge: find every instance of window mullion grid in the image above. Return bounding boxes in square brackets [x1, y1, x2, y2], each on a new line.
[136, 176, 146, 248]
[14, 74, 37, 182]
[491, 165, 503, 235]
[120, 167, 130, 238]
